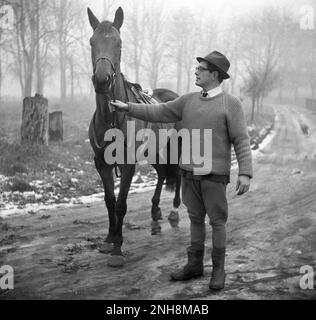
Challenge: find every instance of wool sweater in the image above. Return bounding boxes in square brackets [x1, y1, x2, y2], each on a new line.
[127, 92, 253, 178]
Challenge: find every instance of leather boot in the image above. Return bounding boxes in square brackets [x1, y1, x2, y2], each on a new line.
[170, 246, 204, 281]
[209, 247, 226, 290]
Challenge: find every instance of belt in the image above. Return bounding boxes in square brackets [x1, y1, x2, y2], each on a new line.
[179, 169, 230, 184]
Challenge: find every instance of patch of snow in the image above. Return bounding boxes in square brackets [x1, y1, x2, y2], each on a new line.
[0, 174, 9, 183]
[252, 129, 276, 160]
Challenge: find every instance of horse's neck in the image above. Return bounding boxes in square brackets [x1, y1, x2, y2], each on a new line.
[95, 94, 111, 128]
[114, 72, 129, 102]
[94, 72, 128, 128]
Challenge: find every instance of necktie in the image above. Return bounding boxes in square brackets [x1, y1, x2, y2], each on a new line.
[202, 92, 208, 97]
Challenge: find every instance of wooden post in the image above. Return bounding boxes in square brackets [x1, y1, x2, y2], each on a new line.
[49, 111, 63, 142]
[21, 94, 48, 145]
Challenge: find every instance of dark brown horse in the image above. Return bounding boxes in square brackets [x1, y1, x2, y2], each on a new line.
[87, 7, 181, 267]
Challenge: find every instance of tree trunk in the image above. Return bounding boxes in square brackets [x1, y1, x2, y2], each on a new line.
[186, 67, 191, 93]
[256, 97, 260, 114]
[35, 0, 42, 95]
[58, 2, 67, 102]
[176, 48, 182, 94]
[21, 94, 48, 145]
[260, 96, 264, 113]
[59, 40, 67, 101]
[278, 78, 283, 103]
[49, 111, 63, 142]
[0, 59, 2, 105]
[69, 58, 74, 100]
[251, 97, 255, 121]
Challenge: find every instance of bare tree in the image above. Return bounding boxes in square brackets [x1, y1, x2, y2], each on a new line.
[144, 1, 168, 88]
[241, 8, 284, 115]
[3, 0, 50, 97]
[0, 15, 4, 102]
[168, 7, 209, 94]
[124, 1, 148, 83]
[168, 8, 191, 94]
[219, 16, 245, 95]
[14, 0, 37, 97]
[34, 0, 56, 95]
[51, 0, 83, 101]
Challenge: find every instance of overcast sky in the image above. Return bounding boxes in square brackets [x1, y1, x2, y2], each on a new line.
[86, 0, 313, 18]
[84, 0, 315, 33]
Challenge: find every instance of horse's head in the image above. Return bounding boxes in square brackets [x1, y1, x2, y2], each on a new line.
[88, 7, 124, 90]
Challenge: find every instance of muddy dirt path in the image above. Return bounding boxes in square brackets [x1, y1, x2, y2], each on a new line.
[1, 103, 315, 300]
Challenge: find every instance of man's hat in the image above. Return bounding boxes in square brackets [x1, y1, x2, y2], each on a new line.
[196, 51, 230, 79]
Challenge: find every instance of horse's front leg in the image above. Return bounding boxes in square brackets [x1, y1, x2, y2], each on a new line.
[107, 164, 135, 267]
[94, 155, 116, 253]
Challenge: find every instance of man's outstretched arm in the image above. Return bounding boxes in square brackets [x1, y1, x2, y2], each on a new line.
[111, 97, 184, 123]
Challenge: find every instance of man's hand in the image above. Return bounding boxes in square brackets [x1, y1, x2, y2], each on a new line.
[236, 175, 250, 196]
[110, 100, 129, 112]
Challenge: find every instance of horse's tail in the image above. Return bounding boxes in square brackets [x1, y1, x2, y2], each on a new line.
[164, 139, 181, 192]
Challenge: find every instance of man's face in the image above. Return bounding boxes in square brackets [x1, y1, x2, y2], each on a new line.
[195, 61, 216, 89]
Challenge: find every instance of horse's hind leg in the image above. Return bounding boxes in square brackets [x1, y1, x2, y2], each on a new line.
[94, 156, 116, 253]
[108, 164, 135, 267]
[151, 164, 165, 221]
[168, 174, 181, 227]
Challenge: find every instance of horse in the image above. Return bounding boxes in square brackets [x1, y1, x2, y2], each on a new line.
[87, 7, 181, 267]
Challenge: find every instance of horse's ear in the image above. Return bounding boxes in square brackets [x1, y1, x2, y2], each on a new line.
[113, 7, 124, 32]
[87, 8, 100, 31]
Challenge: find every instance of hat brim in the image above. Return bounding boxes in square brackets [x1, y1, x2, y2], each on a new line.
[196, 57, 230, 79]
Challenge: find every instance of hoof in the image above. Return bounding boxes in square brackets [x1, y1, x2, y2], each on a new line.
[168, 210, 179, 221]
[152, 208, 163, 221]
[99, 242, 113, 254]
[107, 255, 125, 267]
[168, 210, 179, 228]
[151, 220, 162, 235]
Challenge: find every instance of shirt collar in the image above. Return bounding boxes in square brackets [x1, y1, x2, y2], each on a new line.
[202, 85, 223, 98]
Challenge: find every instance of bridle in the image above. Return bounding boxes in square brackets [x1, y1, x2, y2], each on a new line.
[93, 56, 117, 98]
[92, 55, 126, 178]
[93, 56, 120, 129]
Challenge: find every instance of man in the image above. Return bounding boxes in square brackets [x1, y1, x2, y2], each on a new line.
[111, 51, 253, 290]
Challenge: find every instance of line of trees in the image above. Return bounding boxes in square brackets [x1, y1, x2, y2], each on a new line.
[0, 0, 315, 114]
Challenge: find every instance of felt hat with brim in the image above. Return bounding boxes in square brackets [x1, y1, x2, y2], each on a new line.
[196, 51, 230, 79]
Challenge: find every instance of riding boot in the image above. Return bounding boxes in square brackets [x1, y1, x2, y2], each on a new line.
[170, 246, 204, 281]
[209, 247, 226, 290]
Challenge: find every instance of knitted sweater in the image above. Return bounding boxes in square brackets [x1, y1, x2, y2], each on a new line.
[127, 92, 253, 178]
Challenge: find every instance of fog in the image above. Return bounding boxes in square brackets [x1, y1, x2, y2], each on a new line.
[0, 0, 315, 102]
